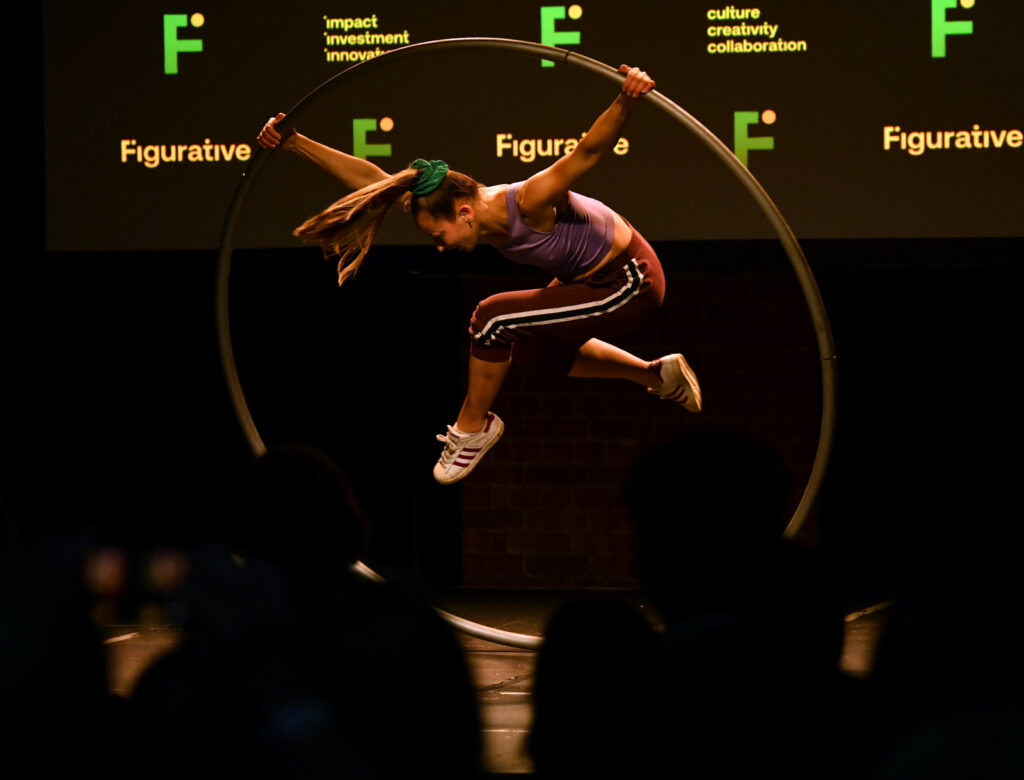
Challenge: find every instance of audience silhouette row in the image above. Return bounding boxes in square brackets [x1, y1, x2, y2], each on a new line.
[2, 431, 1021, 777]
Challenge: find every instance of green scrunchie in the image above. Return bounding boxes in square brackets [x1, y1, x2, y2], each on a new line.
[410, 158, 449, 196]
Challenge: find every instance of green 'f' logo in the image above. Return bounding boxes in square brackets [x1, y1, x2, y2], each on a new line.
[163, 13, 204, 74]
[733, 110, 776, 168]
[540, 5, 583, 67]
[353, 118, 394, 160]
[931, 0, 974, 58]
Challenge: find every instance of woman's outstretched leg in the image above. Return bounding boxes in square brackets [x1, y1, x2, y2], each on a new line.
[569, 339, 702, 412]
[568, 339, 660, 386]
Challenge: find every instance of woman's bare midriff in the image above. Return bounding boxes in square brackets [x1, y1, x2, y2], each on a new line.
[571, 211, 633, 282]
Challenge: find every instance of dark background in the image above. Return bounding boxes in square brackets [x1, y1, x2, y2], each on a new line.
[6, 235, 1022, 603]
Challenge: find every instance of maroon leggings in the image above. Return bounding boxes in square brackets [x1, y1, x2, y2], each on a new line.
[469, 229, 665, 374]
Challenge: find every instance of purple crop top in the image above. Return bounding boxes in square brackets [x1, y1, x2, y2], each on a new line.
[497, 181, 616, 280]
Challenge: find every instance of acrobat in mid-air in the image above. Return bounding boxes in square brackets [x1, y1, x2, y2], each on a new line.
[257, 64, 701, 485]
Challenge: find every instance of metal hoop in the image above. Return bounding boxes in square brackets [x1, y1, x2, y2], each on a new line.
[215, 37, 837, 651]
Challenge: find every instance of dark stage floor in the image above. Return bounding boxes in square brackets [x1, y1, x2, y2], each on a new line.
[103, 589, 887, 775]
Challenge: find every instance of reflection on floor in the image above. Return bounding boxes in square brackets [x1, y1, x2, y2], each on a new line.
[103, 590, 887, 775]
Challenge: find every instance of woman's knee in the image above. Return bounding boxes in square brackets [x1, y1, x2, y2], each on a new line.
[469, 292, 513, 337]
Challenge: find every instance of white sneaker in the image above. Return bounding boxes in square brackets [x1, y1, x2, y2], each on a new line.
[648, 353, 702, 412]
[433, 412, 505, 484]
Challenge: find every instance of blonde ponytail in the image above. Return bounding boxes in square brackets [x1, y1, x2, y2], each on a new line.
[293, 169, 419, 286]
[294, 164, 482, 286]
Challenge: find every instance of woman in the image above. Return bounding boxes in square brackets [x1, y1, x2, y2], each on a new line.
[257, 65, 701, 485]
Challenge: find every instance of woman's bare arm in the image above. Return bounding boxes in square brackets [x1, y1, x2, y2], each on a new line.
[516, 66, 654, 223]
[257, 113, 389, 191]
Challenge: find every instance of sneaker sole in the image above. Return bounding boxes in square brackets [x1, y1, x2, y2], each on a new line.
[433, 415, 505, 485]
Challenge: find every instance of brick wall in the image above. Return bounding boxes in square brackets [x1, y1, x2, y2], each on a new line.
[457, 256, 823, 588]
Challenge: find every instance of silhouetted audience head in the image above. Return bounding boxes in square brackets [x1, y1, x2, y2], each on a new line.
[128, 548, 483, 779]
[126, 445, 483, 778]
[621, 429, 857, 778]
[321, 572, 484, 779]
[529, 595, 659, 777]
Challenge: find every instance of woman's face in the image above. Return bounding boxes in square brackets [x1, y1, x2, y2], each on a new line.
[414, 205, 476, 252]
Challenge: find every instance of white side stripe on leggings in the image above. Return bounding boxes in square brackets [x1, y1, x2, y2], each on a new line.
[474, 259, 644, 347]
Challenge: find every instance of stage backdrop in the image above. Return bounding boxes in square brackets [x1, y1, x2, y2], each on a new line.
[45, 0, 1023, 252]
[33, 2, 1024, 593]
